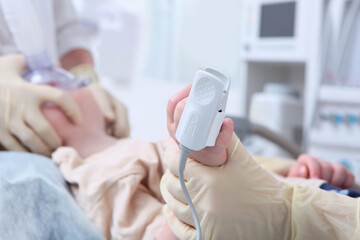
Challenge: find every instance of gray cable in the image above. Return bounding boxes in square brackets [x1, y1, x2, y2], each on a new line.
[252, 123, 303, 158]
[178, 145, 202, 240]
[229, 115, 303, 158]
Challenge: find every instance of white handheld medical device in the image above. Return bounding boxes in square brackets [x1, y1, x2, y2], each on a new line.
[176, 67, 231, 240]
[176, 67, 231, 151]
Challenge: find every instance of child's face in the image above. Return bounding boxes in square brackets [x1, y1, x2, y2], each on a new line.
[41, 88, 106, 142]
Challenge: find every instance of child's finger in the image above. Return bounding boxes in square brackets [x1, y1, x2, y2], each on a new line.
[167, 84, 192, 125]
[317, 160, 333, 182]
[190, 118, 234, 166]
[299, 164, 308, 178]
[330, 163, 347, 188]
[343, 172, 355, 189]
[297, 155, 321, 179]
[216, 118, 234, 150]
[173, 98, 187, 129]
[288, 163, 308, 178]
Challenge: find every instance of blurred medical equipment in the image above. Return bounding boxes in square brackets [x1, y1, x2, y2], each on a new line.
[248, 83, 303, 157]
[307, 0, 360, 184]
[229, 116, 303, 159]
[176, 67, 231, 240]
[96, 5, 141, 83]
[241, 0, 311, 61]
[240, 0, 316, 158]
[144, 0, 177, 81]
[240, 0, 360, 184]
[73, 1, 144, 83]
[1, 0, 90, 92]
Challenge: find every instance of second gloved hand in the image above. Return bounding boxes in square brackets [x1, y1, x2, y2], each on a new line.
[0, 54, 82, 156]
[88, 84, 130, 138]
[161, 133, 359, 240]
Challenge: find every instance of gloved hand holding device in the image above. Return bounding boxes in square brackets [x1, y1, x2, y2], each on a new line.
[161, 77, 360, 239]
[0, 54, 82, 156]
[161, 130, 360, 240]
[164, 67, 234, 240]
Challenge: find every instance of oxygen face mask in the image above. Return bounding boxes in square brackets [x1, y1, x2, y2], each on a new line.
[22, 51, 92, 93]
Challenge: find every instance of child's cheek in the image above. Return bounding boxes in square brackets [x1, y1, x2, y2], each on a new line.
[41, 106, 76, 140]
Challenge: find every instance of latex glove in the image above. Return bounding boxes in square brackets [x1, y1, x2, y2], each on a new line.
[88, 84, 130, 138]
[0, 54, 82, 156]
[161, 133, 360, 240]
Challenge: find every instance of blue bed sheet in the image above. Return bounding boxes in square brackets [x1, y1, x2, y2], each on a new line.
[0, 152, 104, 240]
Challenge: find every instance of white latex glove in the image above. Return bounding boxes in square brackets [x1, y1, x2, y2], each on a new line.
[88, 84, 130, 138]
[161, 133, 360, 240]
[0, 54, 82, 156]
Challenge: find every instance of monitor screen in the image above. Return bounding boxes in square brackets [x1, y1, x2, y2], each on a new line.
[259, 1, 296, 38]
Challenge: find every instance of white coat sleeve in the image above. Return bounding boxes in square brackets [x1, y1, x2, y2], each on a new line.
[53, 0, 93, 58]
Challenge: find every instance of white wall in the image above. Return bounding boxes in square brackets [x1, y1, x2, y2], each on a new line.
[173, 0, 244, 115]
[174, 0, 243, 82]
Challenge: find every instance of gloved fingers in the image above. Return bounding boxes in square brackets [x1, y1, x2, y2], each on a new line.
[161, 169, 187, 204]
[226, 133, 243, 160]
[165, 147, 201, 180]
[109, 93, 130, 138]
[88, 84, 115, 121]
[161, 170, 199, 227]
[9, 120, 52, 156]
[35, 85, 82, 124]
[88, 84, 131, 138]
[163, 209, 194, 240]
[0, 130, 28, 152]
[165, 146, 181, 177]
[25, 108, 62, 151]
[0, 54, 27, 74]
[163, 205, 196, 240]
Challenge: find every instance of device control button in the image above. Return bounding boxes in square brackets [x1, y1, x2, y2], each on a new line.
[195, 78, 216, 105]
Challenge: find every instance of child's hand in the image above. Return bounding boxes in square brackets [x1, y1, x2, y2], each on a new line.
[288, 154, 355, 189]
[166, 85, 234, 166]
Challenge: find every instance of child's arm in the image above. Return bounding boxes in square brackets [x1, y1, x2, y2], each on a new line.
[166, 84, 234, 166]
[288, 154, 355, 189]
[157, 222, 178, 240]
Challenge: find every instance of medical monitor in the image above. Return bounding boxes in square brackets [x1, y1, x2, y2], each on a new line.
[259, 2, 296, 38]
[241, 0, 313, 61]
